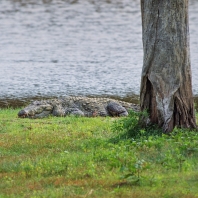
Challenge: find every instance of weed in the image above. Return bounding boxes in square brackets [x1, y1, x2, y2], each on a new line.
[111, 110, 162, 142]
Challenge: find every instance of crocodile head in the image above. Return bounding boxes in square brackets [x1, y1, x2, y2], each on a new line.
[106, 102, 128, 116]
[18, 100, 53, 118]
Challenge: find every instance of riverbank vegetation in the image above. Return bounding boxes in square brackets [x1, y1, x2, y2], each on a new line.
[0, 109, 198, 197]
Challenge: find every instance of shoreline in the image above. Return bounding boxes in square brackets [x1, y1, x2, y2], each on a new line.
[1, 95, 198, 111]
[0, 94, 140, 108]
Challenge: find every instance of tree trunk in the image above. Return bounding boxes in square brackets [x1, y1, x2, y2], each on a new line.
[140, 0, 197, 133]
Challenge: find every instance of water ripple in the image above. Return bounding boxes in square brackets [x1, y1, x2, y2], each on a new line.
[0, 0, 197, 104]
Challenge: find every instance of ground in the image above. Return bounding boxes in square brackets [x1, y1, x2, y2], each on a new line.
[0, 108, 198, 198]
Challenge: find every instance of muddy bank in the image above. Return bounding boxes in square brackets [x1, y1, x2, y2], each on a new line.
[0, 95, 140, 109]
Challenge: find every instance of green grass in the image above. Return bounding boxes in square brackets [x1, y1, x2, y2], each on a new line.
[0, 108, 198, 198]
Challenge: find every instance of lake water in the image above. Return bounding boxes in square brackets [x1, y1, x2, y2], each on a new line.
[0, 0, 198, 107]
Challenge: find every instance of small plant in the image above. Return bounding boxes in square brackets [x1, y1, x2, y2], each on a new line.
[111, 110, 162, 140]
[120, 158, 150, 186]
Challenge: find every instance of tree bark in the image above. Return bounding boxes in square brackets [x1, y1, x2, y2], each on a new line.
[140, 0, 197, 133]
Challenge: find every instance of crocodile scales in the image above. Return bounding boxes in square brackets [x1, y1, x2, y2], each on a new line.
[18, 96, 139, 118]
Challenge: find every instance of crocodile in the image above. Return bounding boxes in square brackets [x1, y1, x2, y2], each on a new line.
[18, 96, 139, 118]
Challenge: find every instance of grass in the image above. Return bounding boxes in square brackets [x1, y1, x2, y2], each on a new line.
[0, 108, 198, 198]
